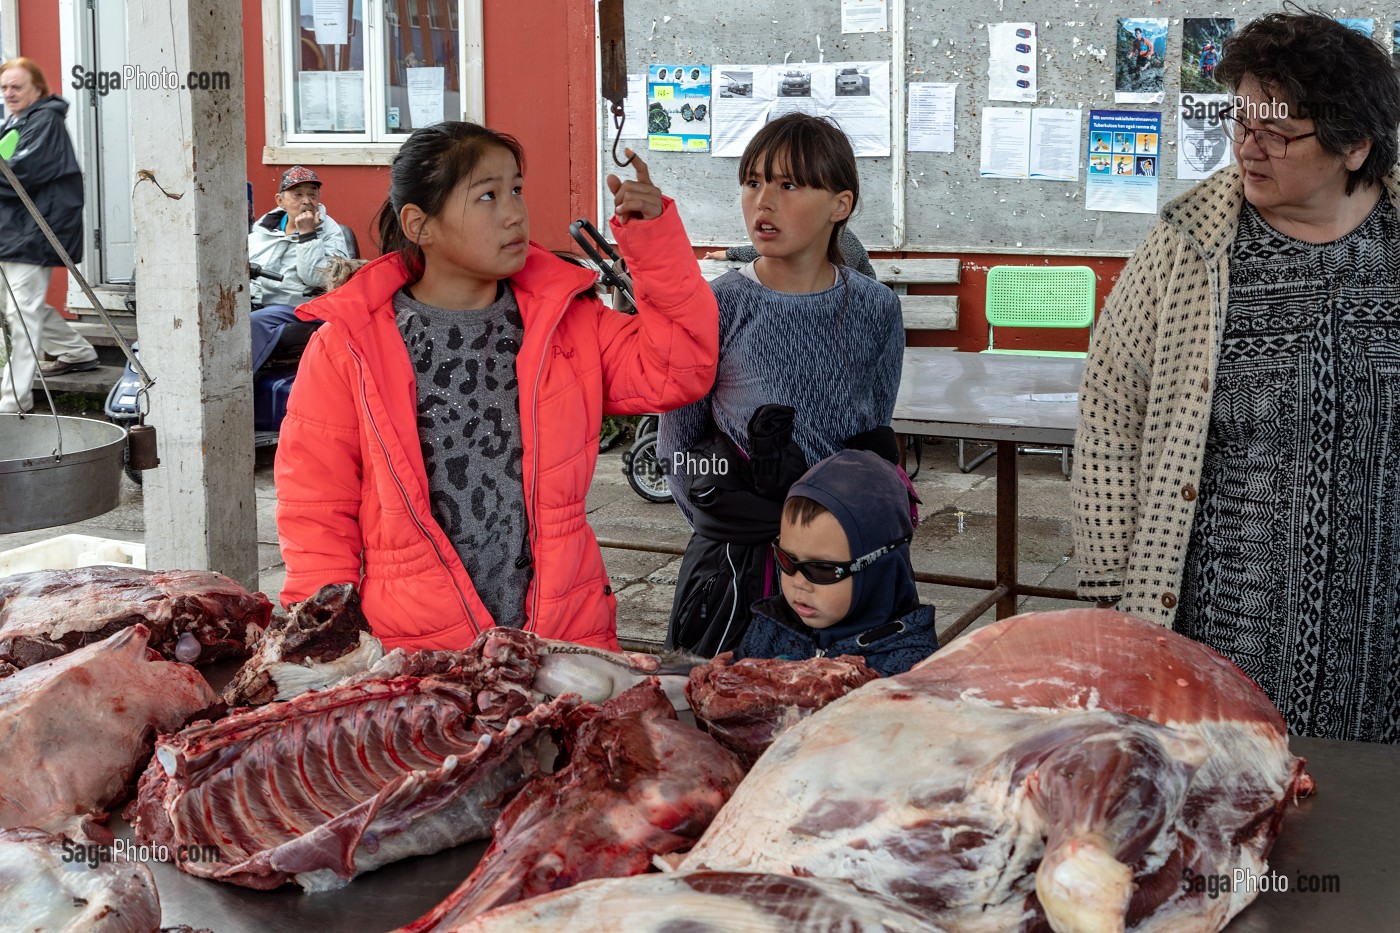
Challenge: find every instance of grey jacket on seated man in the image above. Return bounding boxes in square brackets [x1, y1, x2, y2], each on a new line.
[249, 202, 350, 307]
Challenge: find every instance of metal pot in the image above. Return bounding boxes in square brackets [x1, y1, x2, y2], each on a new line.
[0, 414, 127, 533]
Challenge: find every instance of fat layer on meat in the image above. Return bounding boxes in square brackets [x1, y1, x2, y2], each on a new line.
[682, 609, 1310, 933]
[0, 827, 161, 933]
[0, 624, 217, 836]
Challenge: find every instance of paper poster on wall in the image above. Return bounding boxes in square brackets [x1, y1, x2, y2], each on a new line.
[407, 67, 445, 129]
[648, 65, 711, 152]
[1086, 110, 1161, 213]
[1182, 19, 1233, 94]
[1338, 18, 1374, 36]
[312, 0, 349, 46]
[988, 23, 1037, 102]
[841, 0, 887, 34]
[1115, 18, 1167, 104]
[1394, 23, 1400, 67]
[1178, 93, 1232, 180]
[1029, 109, 1081, 181]
[980, 107, 1030, 178]
[711, 62, 890, 158]
[907, 83, 956, 152]
[297, 70, 365, 132]
[601, 74, 648, 140]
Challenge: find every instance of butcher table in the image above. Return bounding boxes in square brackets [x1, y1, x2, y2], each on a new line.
[116, 733, 1398, 931]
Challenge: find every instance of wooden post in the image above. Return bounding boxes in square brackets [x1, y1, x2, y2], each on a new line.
[126, 1, 257, 588]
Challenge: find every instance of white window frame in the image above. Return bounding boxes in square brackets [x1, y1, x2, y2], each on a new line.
[262, 0, 483, 165]
[0, 1, 19, 61]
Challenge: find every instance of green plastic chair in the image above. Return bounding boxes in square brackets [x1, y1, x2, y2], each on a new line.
[984, 265, 1097, 355]
[960, 265, 1097, 475]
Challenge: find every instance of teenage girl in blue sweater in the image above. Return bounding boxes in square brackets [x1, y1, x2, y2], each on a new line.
[658, 113, 904, 656]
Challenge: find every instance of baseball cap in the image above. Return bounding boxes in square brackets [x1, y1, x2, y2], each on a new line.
[279, 165, 322, 192]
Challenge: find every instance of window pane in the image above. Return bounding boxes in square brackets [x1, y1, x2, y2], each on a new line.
[291, 0, 367, 134]
[384, 0, 461, 133]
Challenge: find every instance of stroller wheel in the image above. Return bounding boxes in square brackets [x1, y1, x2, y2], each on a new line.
[624, 431, 673, 503]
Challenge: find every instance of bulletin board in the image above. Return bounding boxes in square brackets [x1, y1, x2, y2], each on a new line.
[608, 0, 1399, 256]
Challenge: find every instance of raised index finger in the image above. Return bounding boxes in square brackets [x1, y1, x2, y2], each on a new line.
[628, 152, 653, 187]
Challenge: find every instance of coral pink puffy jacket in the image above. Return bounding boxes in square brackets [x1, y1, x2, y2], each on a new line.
[274, 201, 717, 650]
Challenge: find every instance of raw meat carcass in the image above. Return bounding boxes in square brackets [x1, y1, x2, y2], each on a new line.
[222, 583, 383, 707]
[0, 827, 161, 933]
[686, 653, 879, 766]
[128, 631, 579, 892]
[0, 624, 217, 835]
[401, 681, 745, 931]
[682, 609, 1311, 933]
[0, 566, 272, 668]
[429, 871, 949, 932]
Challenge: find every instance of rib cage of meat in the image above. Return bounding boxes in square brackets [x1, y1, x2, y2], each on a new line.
[0, 624, 217, 836]
[0, 566, 271, 669]
[686, 653, 880, 766]
[401, 681, 745, 932]
[129, 628, 578, 892]
[682, 609, 1311, 933]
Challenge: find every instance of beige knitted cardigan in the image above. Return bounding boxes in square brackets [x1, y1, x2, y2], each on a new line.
[1071, 163, 1400, 625]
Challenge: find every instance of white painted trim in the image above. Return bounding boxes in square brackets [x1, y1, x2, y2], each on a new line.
[890, 0, 906, 249]
[263, 0, 484, 164]
[0, 0, 19, 60]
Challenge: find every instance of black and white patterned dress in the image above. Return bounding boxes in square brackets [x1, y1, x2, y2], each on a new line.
[395, 285, 531, 627]
[1175, 199, 1400, 743]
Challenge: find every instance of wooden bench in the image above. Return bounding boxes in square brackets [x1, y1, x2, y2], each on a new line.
[696, 257, 961, 332]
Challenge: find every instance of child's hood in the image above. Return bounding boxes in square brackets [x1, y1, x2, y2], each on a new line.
[787, 449, 922, 647]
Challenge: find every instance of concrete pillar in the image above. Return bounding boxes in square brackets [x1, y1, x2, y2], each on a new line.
[126, 1, 257, 588]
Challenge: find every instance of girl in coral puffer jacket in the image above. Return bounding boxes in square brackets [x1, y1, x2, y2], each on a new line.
[274, 123, 718, 652]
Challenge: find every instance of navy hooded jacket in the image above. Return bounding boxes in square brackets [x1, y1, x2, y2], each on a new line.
[738, 449, 939, 676]
[0, 95, 84, 266]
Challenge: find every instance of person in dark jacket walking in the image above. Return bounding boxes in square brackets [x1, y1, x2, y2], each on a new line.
[738, 449, 938, 677]
[0, 58, 97, 414]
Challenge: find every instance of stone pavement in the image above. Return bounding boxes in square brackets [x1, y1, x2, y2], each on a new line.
[0, 437, 1083, 651]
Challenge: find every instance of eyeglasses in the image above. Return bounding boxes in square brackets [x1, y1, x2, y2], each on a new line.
[771, 535, 912, 585]
[1221, 115, 1317, 158]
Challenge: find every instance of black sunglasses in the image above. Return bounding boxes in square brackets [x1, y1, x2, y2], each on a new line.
[772, 535, 912, 585]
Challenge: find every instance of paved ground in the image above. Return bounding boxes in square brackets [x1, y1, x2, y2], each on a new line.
[0, 429, 1083, 651]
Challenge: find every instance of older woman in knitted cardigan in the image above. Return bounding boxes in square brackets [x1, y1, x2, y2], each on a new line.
[1073, 12, 1400, 742]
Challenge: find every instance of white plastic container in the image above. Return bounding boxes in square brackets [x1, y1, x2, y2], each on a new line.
[0, 534, 147, 577]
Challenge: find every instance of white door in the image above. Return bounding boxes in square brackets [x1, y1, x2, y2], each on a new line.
[83, 0, 135, 285]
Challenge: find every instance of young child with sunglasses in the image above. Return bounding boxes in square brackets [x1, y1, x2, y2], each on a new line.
[738, 449, 938, 677]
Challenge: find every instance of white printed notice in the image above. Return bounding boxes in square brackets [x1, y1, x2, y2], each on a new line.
[313, 0, 349, 46]
[1177, 93, 1232, 179]
[712, 62, 891, 158]
[980, 107, 1031, 178]
[296, 71, 365, 132]
[841, 0, 888, 34]
[907, 83, 956, 152]
[602, 74, 648, 140]
[988, 23, 1036, 102]
[1029, 108, 1081, 180]
[407, 67, 445, 129]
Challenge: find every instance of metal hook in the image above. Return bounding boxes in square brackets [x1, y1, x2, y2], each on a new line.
[610, 103, 635, 168]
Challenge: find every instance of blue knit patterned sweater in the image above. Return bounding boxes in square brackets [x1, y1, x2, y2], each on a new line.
[658, 265, 904, 520]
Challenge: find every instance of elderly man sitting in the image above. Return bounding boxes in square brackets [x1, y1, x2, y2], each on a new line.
[248, 165, 350, 309]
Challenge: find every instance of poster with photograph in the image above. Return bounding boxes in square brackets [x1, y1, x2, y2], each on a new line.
[711, 62, 890, 157]
[1182, 18, 1233, 94]
[1338, 18, 1374, 37]
[1115, 18, 1167, 104]
[1394, 23, 1400, 68]
[1178, 93, 1232, 179]
[647, 64, 711, 153]
[1086, 110, 1161, 213]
